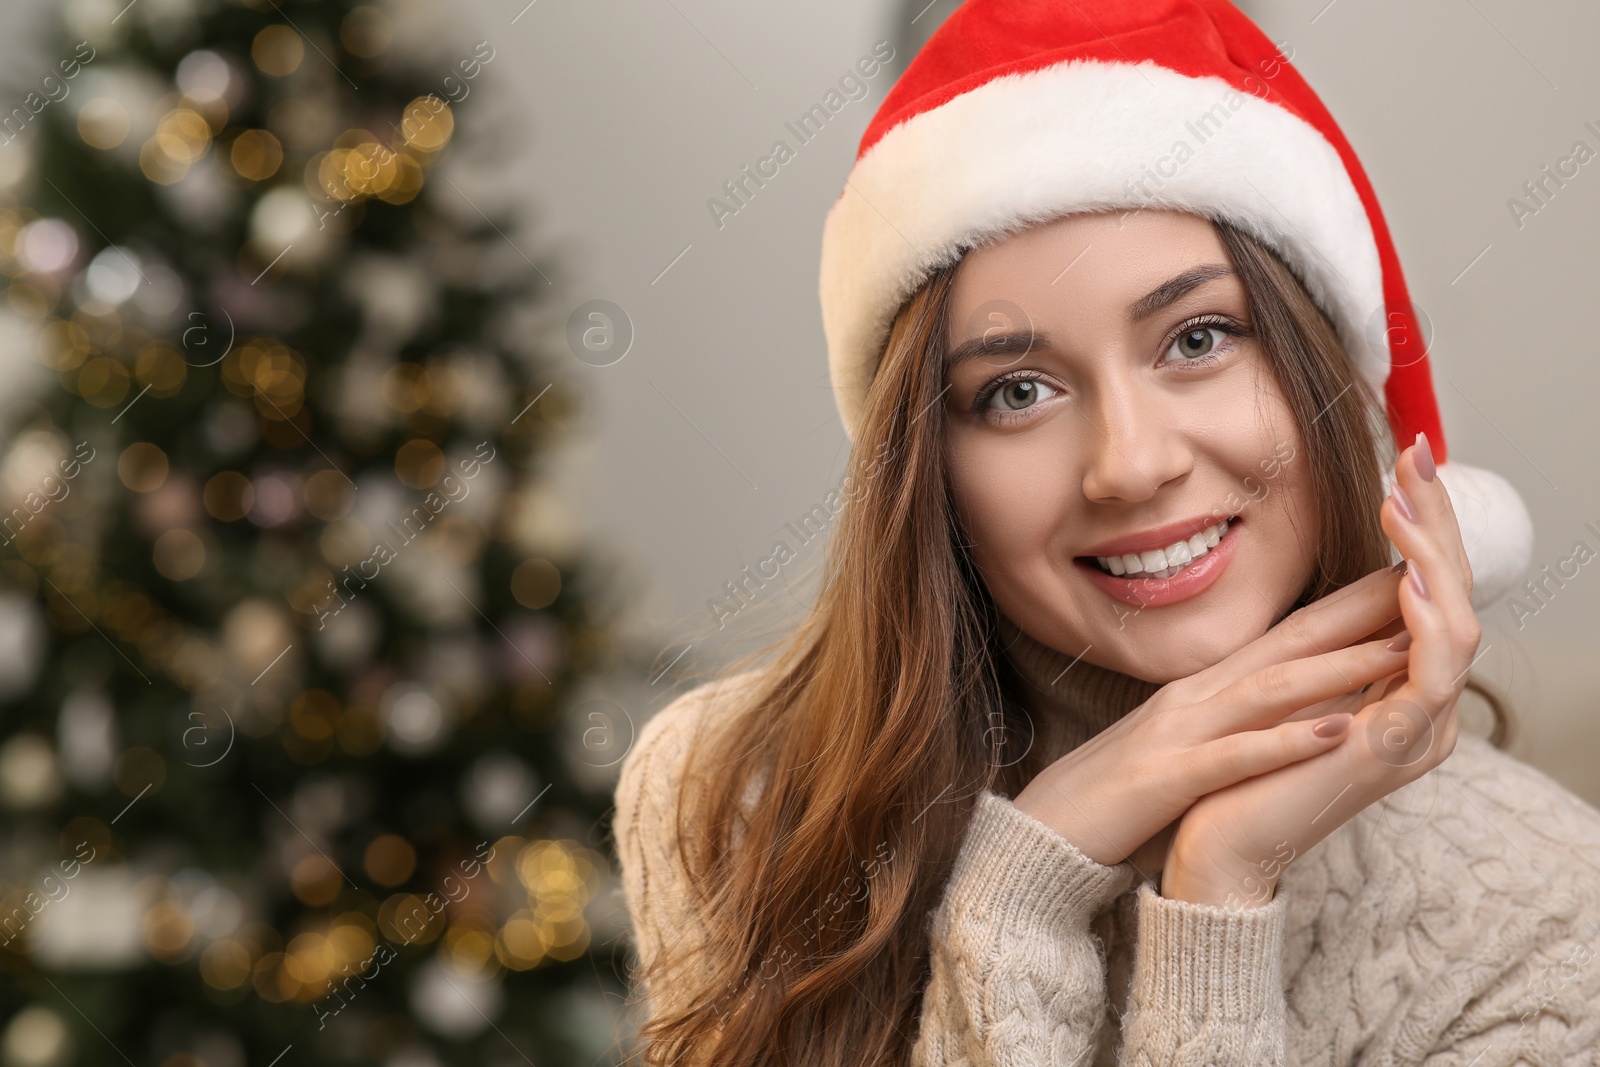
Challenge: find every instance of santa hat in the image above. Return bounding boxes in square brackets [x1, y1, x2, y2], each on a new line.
[818, 0, 1531, 609]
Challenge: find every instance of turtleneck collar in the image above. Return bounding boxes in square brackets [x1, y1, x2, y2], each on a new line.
[995, 614, 1164, 761]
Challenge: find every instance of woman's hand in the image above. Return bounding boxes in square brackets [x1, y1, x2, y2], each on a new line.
[1012, 559, 1413, 872]
[1160, 434, 1480, 908]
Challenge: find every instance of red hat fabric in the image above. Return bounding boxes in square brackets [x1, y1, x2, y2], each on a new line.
[818, 0, 1531, 608]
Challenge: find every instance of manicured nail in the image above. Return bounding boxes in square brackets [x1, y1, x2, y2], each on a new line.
[1385, 630, 1412, 652]
[1313, 713, 1352, 738]
[1407, 557, 1430, 600]
[1390, 559, 1409, 574]
[1414, 432, 1437, 483]
[1390, 484, 1419, 524]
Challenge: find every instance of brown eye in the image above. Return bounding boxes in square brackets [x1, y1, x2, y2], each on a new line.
[997, 380, 1040, 409]
[981, 375, 1058, 416]
[1172, 327, 1218, 360]
[1160, 317, 1247, 367]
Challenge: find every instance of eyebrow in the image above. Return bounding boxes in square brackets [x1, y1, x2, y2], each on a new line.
[944, 263, 1237, 371]
[1127, 263, 1234, 324]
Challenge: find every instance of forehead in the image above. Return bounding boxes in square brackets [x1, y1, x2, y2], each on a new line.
[946, 209, 1235, 339]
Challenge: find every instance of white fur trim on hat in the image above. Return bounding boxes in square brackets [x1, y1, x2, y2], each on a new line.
[821, 54, 1535, 610]
[820, 58, 1388, 441]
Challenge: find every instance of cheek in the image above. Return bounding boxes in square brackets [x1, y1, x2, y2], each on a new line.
[1205, 371, 1304, 507]
[1271, 448, 1322, 558]
[946, 436, 1077, 566]
[1220, 424, 1320, 583]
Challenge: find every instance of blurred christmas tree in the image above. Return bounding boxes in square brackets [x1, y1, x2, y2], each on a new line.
[0, 1, 635, 1065]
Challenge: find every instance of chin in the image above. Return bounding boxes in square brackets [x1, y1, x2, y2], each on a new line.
[1082, 576, 1294, 682]
[1092, 626, 1251, 684]
[1132, 644, 1241, 684]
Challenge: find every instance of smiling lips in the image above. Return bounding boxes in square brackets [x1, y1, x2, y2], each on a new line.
[1075, 515, 1242, 607]
[1094, 517, 1231, 578]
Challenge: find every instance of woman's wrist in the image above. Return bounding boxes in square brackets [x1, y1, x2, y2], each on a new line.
[1011, 785, 1120, 867]
[1159, 857, 1278, 909]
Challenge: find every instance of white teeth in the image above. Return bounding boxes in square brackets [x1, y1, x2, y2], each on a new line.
[1095, 518, 1232, 578]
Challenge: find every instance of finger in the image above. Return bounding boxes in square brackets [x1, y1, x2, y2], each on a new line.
[1362, 667, 1407, 708]
[1182, 709, 1355, 797]
[1277, 683, 1373, 725]
[1382, 496, 1475, 633]
[1180, 564, 1405, 701]
[1395, 433, 1471, 595]
[1194, 632, 1412, 738]
[1362, 616, 1408, 644]
[1388, 554, 1481, 722]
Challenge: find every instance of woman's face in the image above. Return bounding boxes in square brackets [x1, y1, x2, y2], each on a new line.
[943, 209, 1319, 682]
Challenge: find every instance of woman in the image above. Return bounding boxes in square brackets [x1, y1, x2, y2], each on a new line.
[613, 2, 1600, 1064]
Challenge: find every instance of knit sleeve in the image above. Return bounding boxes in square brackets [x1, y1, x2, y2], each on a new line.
[1116, 880, 1289, 1065]
[910, 788, 1137, 1065]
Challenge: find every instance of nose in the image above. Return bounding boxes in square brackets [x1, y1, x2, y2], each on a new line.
[1077, 378, 1194, 504]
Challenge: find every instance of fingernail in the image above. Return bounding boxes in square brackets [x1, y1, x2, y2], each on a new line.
[1390, 484, 1420, 524]
[1407, 557, 1430, 600]
[1385, 630, 1412, 652]
[1313, 713, 1352, 738]
[1390, 559, 1409, 574]
[1415, 432, 1437, 483]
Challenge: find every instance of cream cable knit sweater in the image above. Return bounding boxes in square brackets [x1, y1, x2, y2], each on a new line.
[613, 623, 1600, 1065]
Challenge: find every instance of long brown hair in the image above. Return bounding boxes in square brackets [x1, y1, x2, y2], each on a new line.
[623, 212, 1512, 1066]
